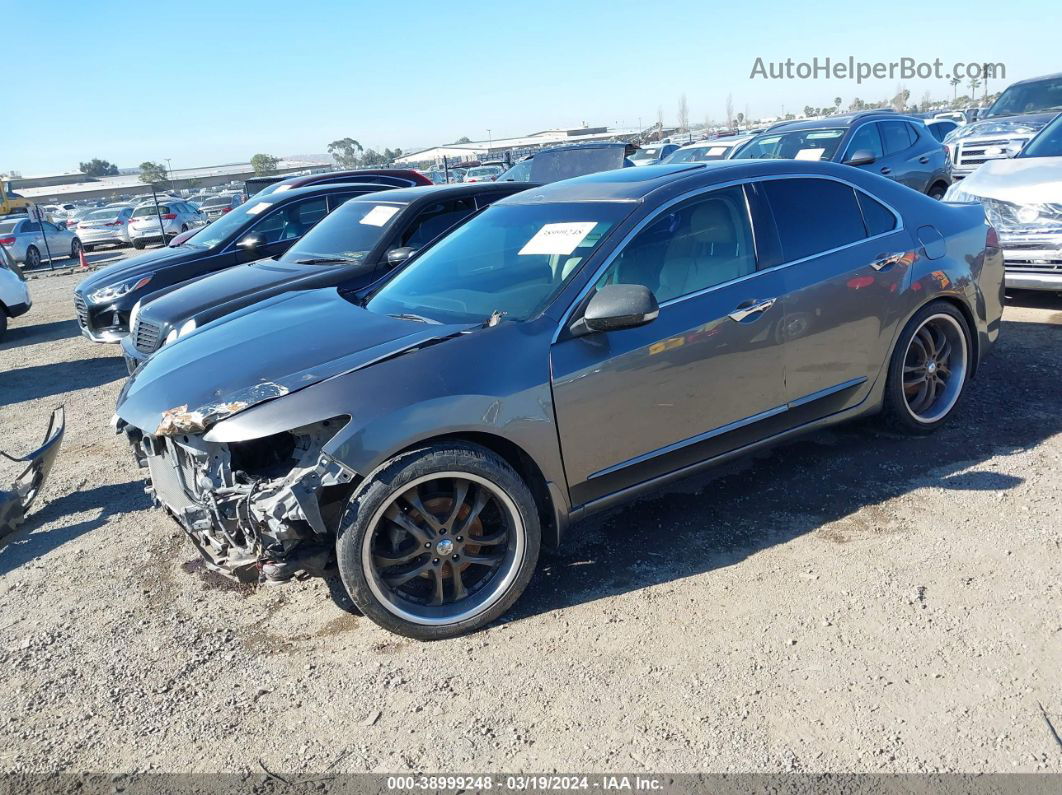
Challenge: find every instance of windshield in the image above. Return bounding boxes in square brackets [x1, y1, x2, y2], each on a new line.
[181, 198, 272, 249]
[732, 128, 845, 161]
[467, 166, 502, 177]
[84, 208, 122, 220]
[364, 202, 631, 324]
[497, 160, 532, 181]
[1018, 114, 1062, 158]
[630, 148, 660, 161]
[985, 77, 1062, 118]
[666, 144, 731, 163]
[279, 200, 406, 264]
[202, 195, 235, 207]
[132, 204, 171, 218]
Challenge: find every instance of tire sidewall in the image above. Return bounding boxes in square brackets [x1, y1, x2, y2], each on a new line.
[884, 301, 972, 433]
[26, 246, 39, 268]
[336, 443, 541, 640]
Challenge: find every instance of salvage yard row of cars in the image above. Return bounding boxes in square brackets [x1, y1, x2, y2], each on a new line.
[66, 148, 1009, 640]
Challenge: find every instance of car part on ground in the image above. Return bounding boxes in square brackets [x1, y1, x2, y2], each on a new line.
[944, 112, 1062, 292]
[0, 407, 65, 538]
[116, 159, 1003, 639]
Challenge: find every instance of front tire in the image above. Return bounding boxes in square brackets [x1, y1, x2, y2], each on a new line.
[336, 443, 541, 640]
[132, 239, 145, 249]
[70, 238, 83, 259]
[25, 246, 40, 269]
[881, 301, 972, 434]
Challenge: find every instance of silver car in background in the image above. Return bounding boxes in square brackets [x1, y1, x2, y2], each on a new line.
[0, 217, 83, 269]
[77, 206, 134, 250]
[662, 133, 760, 163]
[198, 192, 243, 221]
[128, 199, 205, 248]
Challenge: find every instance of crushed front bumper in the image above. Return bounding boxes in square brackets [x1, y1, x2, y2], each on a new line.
[1, 407, 65, 537]
[123, 418, 356, 580]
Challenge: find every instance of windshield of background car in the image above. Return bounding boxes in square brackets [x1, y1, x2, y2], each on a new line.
[364, 202, 631, 324]
[201, 195, 234, 207]
[0, 220, 18, 234]
[85, 208, 121, 221]
[732, 128, 846, 160]
[981, 78, 1062, 118]
[523, 147, 626, 182]
[132, 205, 171, 218]
[1019, 114, 1062, 157]
[278, 200, 407, 264]
[631, 148, 660, 161]
[498, 160, 533, 181]
[985, 77, 1062, 118]
[667, 144, 731, 163]
[467, 166, 501, 177]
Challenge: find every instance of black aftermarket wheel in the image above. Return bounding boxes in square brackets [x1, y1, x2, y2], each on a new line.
[336, 443, 540, 640]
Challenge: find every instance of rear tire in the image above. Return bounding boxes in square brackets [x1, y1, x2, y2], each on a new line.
[25, 246, 40, 269]
[336, 443, 541, 640]
[881, 301, 972, 434]
[70, 238, 82, 260]
[133, 240, 145, 249]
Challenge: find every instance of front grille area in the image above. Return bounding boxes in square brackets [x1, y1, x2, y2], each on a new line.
[955, 137, 1029, 170]
[73, 294, 89, 328]
[133, 316, 162, 354]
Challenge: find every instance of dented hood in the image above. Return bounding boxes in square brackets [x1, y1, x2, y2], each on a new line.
[115, 288, 474, 435]
[954, 156, 1062, 204]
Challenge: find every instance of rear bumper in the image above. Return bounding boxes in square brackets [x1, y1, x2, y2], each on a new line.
[79, 230, 127, 245]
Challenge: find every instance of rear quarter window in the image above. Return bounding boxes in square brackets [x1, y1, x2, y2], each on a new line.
[763, 178, 867, 261]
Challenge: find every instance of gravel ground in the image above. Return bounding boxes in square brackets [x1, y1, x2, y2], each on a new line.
[1, 270, 1060, 776]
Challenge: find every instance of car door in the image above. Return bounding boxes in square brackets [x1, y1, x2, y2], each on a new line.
[45, 221, 71, 254]
[879, 121, 931, 191]
[23, 221, 45, 260]
[760, 176, 912, 416]
[550, 184, 789, 506]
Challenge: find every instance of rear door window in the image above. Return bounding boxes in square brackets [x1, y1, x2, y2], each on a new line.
[881, 121, 915, 155]
[762, 178, 867, 262]
[399, 198, 478, 249]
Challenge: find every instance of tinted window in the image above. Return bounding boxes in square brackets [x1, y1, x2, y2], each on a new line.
[279, 200, 408, 265]
[597, 186, 755, 303]
[0, 220, 20, 233]
[763, 179, 866, 261]
[400, 198, 477, 249]
[1019, 114, 1062, 158]
[733, 128, 847, 161]
[856, 192, 897, 236]
[845, 123, 883, 159]
[881, 121, 914, 155]
[253, 197, 328, 244]
[927, 121, 956, 142]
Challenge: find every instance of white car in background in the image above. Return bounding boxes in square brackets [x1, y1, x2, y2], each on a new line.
[662, 132, 761, 163]
[76, 206, 134, 251]
[0, 244, 30, 339]
[127, 199, 205, 248]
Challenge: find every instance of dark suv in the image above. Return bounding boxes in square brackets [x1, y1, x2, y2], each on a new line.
[733, 111, 951, 199]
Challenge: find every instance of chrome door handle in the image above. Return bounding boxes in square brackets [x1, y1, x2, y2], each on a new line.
[728, 297, 776, 322]
[880, 166, 892, 175]
[871, 252, 905, 271]
[918, 156, 930, 164]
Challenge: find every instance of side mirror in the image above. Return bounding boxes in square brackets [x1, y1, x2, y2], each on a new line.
[844, 149, 876, 166]
[576, 284, 659, 335]
[385, 246, 416, 268]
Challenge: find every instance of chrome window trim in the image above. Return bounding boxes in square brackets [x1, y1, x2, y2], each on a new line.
[552, 173, 905, 342]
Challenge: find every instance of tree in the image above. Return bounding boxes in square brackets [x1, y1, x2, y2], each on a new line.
[834, 97, 842, 112]
[383, 147, 403, 163]
[327, 137, 363, 169]
[735, 112, 745, 126]
[950, 77, 961, 103]
[677, 94, 689, 134]
[967, 76, 981, 99]
[803, 105, 815, 118]
[250, 153, 280, 176]
[725, 93, 734, 127]
[79, 158, 118, 177]
[359, 149, 387, 167]
[138, 161, 169, 186]
[452, 136, 471, 144]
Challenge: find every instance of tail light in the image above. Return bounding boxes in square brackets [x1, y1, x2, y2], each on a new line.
[161, 213, 177, 220]
[0, 236, 15, 246]
[105, 220, 122, 226]
[986, 225, 999, 249]
[221, 207, 232, 214]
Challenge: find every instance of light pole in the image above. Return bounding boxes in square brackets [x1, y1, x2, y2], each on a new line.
[486, 129, 492, 157]
[165, 158, 173, 189]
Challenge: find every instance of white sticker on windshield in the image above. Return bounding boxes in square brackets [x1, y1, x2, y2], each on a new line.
[246, 202, 273, 215]
[707, 146, 727, 156]
[359, 205, 401, 226]
[519, 222, 597, 256]
[794, 148, 826, 161]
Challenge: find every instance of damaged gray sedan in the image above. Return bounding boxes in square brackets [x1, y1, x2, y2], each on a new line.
[115, 160, 1003, 639]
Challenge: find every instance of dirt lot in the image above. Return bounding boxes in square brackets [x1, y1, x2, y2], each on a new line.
[1, 269, 1060, 776]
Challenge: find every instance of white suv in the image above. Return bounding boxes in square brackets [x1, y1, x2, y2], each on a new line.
[128, 200, 205, 248]
[0, 244, 30, 339]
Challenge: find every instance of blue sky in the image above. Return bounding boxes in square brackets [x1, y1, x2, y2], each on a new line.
[2, 0, 1057, 175]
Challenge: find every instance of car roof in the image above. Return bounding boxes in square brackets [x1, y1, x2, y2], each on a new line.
[275, 168, 425, 189]
[339, 182, 532, 206]
[765, 111, 907, 132]
[1007, 71, 1062, 86]
[499, 159, 873, 205]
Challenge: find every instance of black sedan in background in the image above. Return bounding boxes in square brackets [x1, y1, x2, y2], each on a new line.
[121, 182, 533, 367]
[74, 182, 395, 342]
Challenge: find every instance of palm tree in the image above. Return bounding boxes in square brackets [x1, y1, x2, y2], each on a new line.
[968, 77, 981, 101]
[834, 96, 842, 111]
[950, 77, 960, 104]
